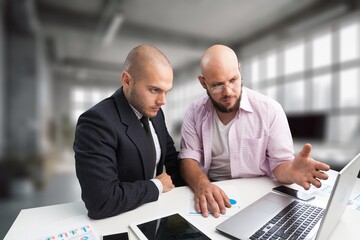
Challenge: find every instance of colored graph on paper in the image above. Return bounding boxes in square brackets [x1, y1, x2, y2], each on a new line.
[42, 225, 98, 240]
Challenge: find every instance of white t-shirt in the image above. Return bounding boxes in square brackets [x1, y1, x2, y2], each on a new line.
[208, 111, 234, 181]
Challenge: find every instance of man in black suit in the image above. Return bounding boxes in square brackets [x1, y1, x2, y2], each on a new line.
[73, 44, 184, 219]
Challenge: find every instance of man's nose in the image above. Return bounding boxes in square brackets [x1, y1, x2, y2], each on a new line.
[222, 84, 233, 95]
[156, 93, 166, 105]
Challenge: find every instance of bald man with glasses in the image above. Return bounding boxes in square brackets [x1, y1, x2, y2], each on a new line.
[179, 44, 330, 219]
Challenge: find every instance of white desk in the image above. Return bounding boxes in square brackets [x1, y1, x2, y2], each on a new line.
[4, 176, 360, 240]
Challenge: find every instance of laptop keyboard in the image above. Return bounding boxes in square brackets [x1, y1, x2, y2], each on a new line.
[249, 201, 324, 240]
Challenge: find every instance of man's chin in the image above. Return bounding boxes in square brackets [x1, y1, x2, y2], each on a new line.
[216, 103, 238, 113]
[146, 111, 159, 118]
[207, 92, 240, 113]
[219, 107, 236, 113]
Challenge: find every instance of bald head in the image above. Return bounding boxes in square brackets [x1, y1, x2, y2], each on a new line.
[123, 44, 172, 80]
[200, 44, 239, 79]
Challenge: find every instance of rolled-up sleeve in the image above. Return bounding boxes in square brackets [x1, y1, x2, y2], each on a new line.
[179, 103, 204, 162]
[267, 100, 295, 172]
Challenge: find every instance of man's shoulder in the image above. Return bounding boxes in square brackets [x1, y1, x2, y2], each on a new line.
[188, 94, 209, 110]
[78, 94, 119, 125]
[183, 95, 211, 122]
[87, 96, 115, 114]
[85, 88, 125, 114]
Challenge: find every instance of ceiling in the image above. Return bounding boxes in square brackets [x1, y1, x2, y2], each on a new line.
[32, 0, 353, 84]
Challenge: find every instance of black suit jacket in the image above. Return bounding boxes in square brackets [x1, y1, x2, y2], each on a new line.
[74, 87, 184, 219]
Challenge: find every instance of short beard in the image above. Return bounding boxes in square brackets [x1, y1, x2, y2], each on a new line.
[206, 90, 241, 113]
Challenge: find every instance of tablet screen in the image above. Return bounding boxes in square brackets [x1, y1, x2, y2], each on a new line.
[136, 213, 210, 239]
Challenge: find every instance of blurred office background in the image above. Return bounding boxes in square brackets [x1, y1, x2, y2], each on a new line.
[1, 0, 360, 238]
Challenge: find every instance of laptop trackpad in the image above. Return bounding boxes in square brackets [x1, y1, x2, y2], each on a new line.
[257, 198, 284, 214]
[260, 192, 293, 213]
[217, 192, 294, 239]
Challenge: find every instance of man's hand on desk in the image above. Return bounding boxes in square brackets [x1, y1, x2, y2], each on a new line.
[180, 158, 232, 218]
[156, 172, 175, 192]
[274, 143, 331, 190]
[194, 181, 232, 218]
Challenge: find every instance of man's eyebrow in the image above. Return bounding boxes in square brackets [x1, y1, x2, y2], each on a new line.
[231, 75, 239, 80]
[212, 75, 239, 84]
[149, 86, 173, 92]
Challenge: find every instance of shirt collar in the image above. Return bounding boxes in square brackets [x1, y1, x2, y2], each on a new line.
[130, 105, 143, 120]
[239, 87, 253, 113]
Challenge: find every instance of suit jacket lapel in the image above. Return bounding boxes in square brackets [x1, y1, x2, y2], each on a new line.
[113, 88, 155, 179]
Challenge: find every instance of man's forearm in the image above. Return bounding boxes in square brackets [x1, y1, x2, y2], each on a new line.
[180, 158, 210, 191]
[272, 160, 294, 184]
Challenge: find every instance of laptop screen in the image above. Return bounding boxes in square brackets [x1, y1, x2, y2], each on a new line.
[315, 152, 360, 240]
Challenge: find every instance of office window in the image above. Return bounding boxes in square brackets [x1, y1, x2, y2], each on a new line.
[337, 115, 360, 143]
[312, 74, 332, 110]
[339, 68, 360, 107]
[185, 81, 195, 106]
[241, 61, 252, 87]
[251, 57, 260, 89]
[71, 87, 114, 123]
[339, 22, 359, 62]
[284, 80, 305, 112]
[235, 13, 360, 150]
[284, 41, 305, 75]
[267, 85, 278, 102]
[266, 51, 277, 79]
[71, 88, 84, 122]
[91, 90, 103, 104]
[312, 32, 332, 68]
[72, 88, 85, 104]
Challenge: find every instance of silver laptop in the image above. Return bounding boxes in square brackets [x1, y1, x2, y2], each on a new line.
[216, 153, 360, 240]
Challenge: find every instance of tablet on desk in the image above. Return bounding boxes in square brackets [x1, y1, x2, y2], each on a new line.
[130, 213, 211, 240]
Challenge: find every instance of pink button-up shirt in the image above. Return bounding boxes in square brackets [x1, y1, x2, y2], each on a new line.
[179, 87, 295, 179]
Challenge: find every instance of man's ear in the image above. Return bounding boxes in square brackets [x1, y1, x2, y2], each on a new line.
[198, 76, 207, 89]
[121, 71, 132, 87]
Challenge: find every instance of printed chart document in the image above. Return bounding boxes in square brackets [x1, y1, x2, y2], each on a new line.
[15, 215, 99, 240]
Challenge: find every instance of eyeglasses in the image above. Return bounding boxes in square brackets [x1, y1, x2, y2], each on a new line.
[202, 77, 242, 94]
